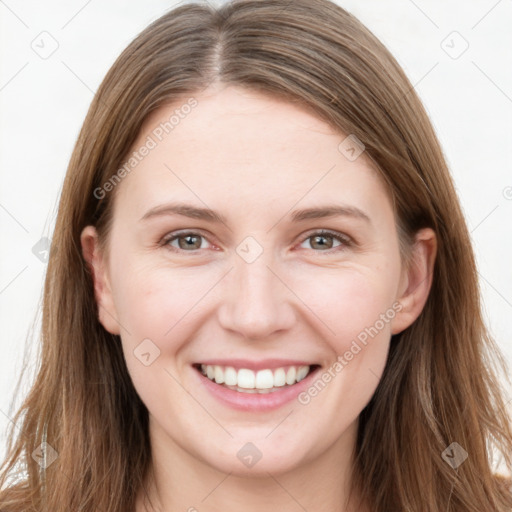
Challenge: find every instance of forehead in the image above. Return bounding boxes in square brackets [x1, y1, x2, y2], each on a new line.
[114, 85, 390, 223]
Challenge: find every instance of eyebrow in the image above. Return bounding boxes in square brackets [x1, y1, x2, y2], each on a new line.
[139, 202, 371, 224]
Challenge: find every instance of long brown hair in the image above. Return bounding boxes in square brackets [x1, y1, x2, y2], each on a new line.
[1, 1, 511, 510]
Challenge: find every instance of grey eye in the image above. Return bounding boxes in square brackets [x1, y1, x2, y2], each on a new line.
[167, 233, 209, 251]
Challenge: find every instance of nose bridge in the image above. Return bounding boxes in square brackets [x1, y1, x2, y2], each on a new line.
[217, 242, 295, 339]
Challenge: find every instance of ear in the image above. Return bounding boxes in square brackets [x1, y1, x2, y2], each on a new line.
[391, 227, 437, 335]
[80, 225, 121, 335]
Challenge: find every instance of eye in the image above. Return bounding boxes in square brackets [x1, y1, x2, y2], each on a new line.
[162, 231, 212, 252]
[298, 230, 352, 252]
[160, 229, 352, 254]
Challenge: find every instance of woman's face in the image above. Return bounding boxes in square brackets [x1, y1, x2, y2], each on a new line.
[82, 84, 434, 477]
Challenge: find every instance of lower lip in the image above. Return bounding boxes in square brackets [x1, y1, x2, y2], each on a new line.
[193, 365, 321, 412]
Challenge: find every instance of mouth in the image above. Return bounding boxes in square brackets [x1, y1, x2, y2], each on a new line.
[192, 363, 322, 394]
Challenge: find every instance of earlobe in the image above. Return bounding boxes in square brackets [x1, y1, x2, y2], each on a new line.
[391, 227, 437, 335]
[80, 226, 121, 335]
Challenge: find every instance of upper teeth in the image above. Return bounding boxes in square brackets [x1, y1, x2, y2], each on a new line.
[200, 364, 311, 389]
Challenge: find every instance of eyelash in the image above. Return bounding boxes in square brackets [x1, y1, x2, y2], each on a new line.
[160, 229, 353, 254]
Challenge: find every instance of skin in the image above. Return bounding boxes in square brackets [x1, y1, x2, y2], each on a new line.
[81, 83, 436, 512]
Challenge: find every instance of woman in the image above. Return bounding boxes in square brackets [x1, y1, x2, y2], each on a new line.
[1, 0, 511, 510]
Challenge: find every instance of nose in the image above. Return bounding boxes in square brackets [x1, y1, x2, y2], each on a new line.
[217, 251, 297, 341]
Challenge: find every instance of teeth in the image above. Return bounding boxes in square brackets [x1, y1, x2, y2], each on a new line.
[296, 366, 309, 382]
[224, 366, 237, 386]
[214, 365, 224, 384]
[255, 369, 273, 389]
[199, 364, 313, 390]
[274, 368, 286, 387]
[238, 368, 255, 389]
[285, 366, 296, 385]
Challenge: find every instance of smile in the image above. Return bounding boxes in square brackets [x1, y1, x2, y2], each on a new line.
[195, 363, 316, 393]
[192, 361, 322, 411]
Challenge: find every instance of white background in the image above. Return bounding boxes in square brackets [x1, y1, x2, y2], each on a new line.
[1, 0, 511, 462]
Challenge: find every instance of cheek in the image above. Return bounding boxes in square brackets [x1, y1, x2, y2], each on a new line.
[289, 268, 399, 430]
[109, 261, 205, 404]
[111, 260, 202, 341]
[288, 264, 399, 353]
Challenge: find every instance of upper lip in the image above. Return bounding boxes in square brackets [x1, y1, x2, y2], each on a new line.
[194, 358, 320, 371]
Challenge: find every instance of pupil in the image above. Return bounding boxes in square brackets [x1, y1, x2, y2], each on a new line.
[312, 235, 332, 250]
[179, 235, 200, 250]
